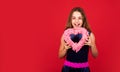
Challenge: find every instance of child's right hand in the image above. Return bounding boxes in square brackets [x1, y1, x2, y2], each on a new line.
[64, 41, 71, 50]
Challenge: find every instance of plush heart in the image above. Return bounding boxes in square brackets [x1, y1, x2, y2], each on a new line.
[63, 27, 88, 52]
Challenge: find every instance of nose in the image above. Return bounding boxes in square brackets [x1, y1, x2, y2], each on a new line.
[75, 19, 79, 23]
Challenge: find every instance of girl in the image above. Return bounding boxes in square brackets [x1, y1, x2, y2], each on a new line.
[58, 7, 98, 72]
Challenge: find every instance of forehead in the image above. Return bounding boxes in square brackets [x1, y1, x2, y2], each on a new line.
[72, 11, 82, 17]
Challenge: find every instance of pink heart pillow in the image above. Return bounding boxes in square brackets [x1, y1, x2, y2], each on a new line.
[63, 27, 89, 52]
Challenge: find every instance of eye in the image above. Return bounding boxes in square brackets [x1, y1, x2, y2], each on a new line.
[72, 17, 76, 20]
[78, 17, 82, 19]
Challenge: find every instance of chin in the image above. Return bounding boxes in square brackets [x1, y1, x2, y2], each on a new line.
[74, 26, 81, 29]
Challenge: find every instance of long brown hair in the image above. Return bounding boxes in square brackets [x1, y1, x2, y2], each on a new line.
[65, 7, 92, 32]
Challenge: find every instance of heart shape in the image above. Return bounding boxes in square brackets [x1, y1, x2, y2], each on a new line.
[70, 33, 82, 43]
[63, 27, 88, 52]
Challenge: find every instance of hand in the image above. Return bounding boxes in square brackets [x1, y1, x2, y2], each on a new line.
[64, 41, 71, 50]
[84, 36, 92, 47]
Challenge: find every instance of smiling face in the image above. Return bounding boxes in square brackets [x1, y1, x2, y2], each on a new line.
[65, 7, 91, 32]
[71, 11, 83, 29]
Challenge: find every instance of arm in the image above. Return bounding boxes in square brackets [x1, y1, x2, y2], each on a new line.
[89, 33, 98, 58]
[58, 35, 71, 59]
[85, 32, 98, 58]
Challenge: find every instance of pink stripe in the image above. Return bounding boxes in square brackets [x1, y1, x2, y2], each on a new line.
[64, 60, 89, 68]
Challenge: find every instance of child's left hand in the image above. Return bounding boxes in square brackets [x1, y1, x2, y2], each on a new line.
[84, 36, 92, 47]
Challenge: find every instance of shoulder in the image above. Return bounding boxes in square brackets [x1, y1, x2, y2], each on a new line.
[90, 32, 95, 37]
[90, 32, 96, 41]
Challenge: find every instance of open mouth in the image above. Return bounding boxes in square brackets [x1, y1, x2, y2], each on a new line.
[74, 23, 80, 27]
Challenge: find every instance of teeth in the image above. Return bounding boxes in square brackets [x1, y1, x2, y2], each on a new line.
[75, 24, 80, 26]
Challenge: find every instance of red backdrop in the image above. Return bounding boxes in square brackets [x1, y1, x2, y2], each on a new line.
[0, 0, 120, 72]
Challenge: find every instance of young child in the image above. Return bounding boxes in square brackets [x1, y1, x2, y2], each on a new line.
[58, 7, 98, 72]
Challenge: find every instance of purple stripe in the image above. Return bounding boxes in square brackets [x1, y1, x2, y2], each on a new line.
[64, 60, 89, 68]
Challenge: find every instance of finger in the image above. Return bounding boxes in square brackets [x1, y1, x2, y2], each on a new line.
[87, 37, 90, 40]
[84, 41, 87, 45]
[65, 45, 71, 49]
[64, 40, 69, 45]
[68, 46, 71, 48]
[84, 41, 90, 45]
[65, 43, 69, 46]
[86, 38, 89, 42]
[67, 44, 72, 47]
[86, 39, 88, 42]
[65, 43, 71, 48]
[84, 43, 88, 45]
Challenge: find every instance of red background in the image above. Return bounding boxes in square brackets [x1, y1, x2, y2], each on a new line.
[0, 0, 120, 72]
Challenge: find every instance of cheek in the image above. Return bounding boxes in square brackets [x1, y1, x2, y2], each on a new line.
[71, 20, 75, 25]
[72, 19, 75, 22]
[79, 20, 83, 26]
[79, 20, 83, 23]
